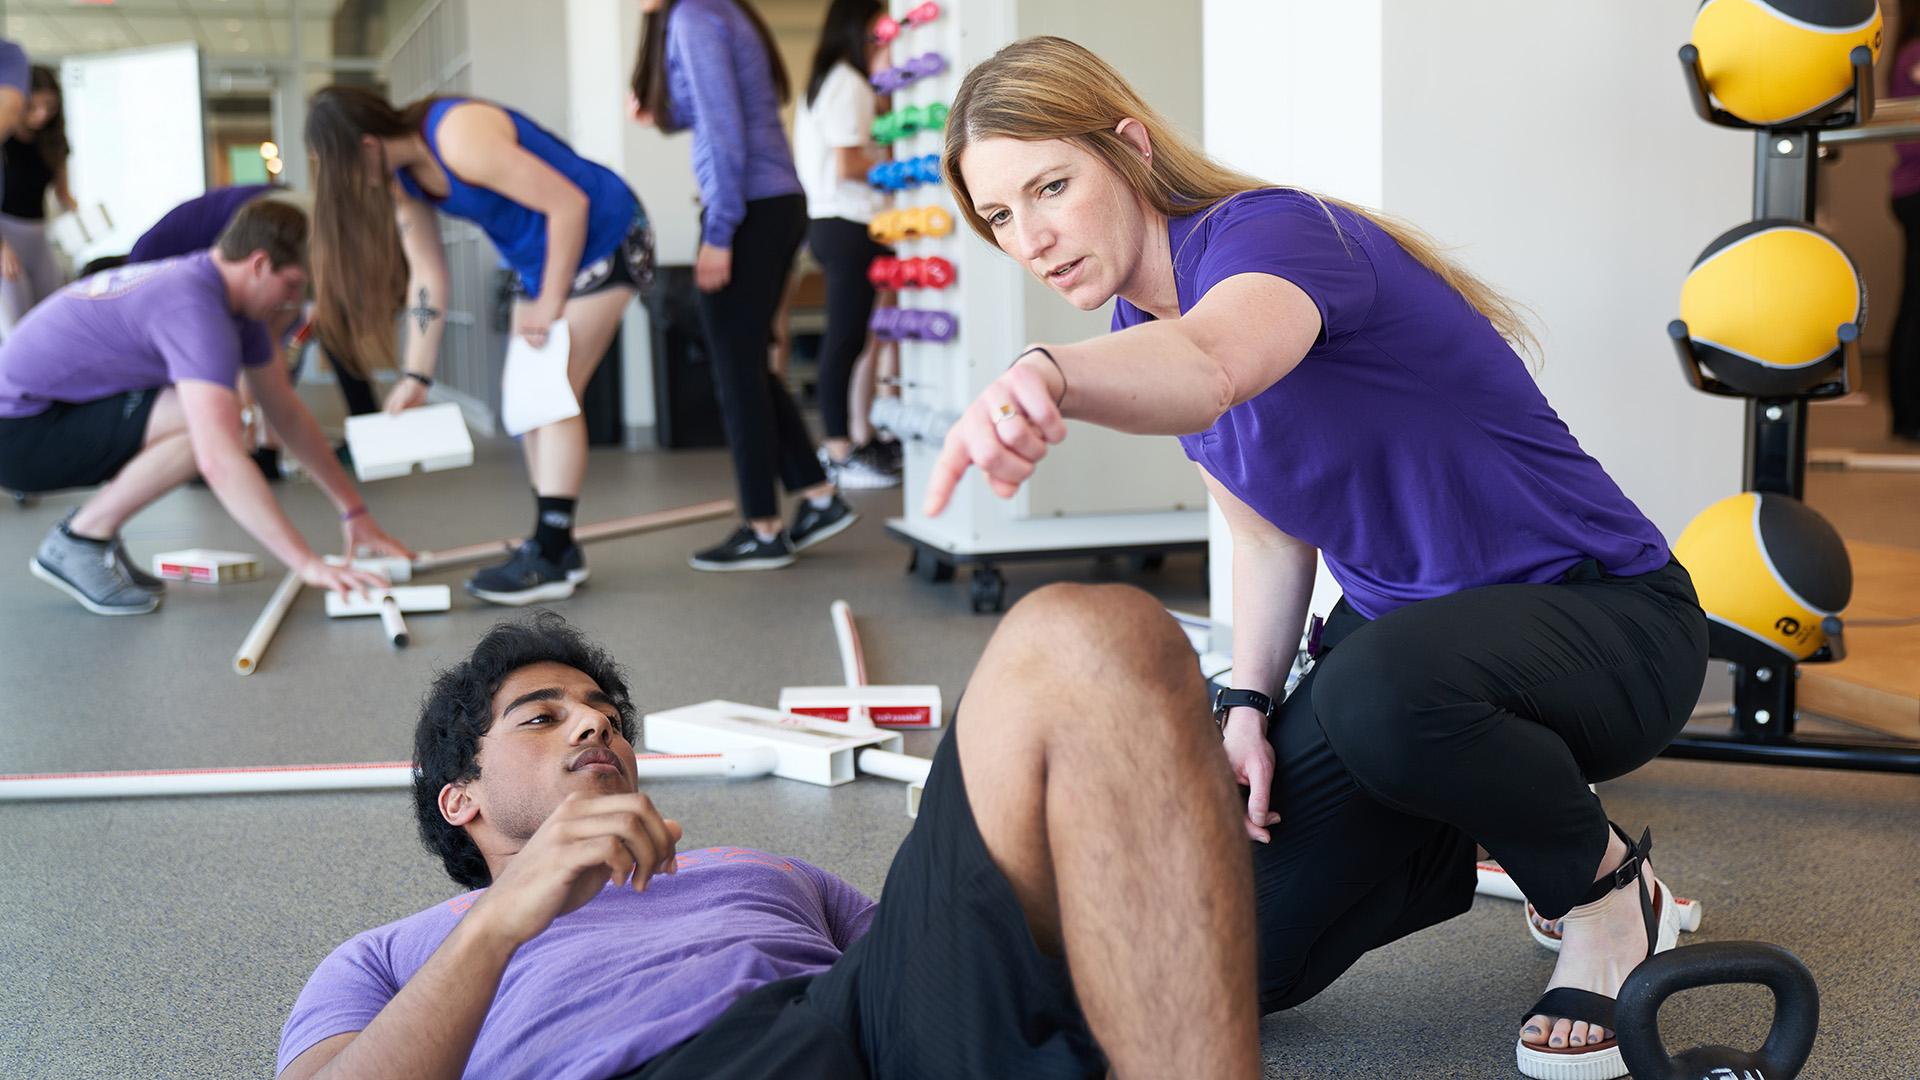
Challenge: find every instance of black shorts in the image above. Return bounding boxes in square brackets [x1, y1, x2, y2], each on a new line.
[515, 208, 657, 302]
[622, 719, 1107, 1080]
[0, 388, 158, 493]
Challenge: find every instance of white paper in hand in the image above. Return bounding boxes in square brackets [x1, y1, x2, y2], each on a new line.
[501, 319, 579, 437]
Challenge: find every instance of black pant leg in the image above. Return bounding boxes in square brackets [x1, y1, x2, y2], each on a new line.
[695, 195, 821, 520]
[330, 353, 380, 416]
[808, 218, 886, 442]
[1308, 562, 1708, 919]
[1252, 653, 1477, 1013]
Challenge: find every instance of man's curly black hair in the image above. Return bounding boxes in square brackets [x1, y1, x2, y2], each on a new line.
[413, 611, 638, 889]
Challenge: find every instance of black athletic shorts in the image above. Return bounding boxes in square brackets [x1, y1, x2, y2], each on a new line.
[515, 208, 657, 302]
[0, 388, 158, 493]
[621, 718, 1108, 1080]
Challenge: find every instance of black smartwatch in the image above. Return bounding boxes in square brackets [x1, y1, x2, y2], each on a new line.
[1213, 687, 1275, 733]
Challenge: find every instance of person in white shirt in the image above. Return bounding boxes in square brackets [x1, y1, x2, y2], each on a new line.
[793, 0, 901, 489]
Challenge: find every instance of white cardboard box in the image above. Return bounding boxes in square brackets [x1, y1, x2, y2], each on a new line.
[344, 402, 475, 482]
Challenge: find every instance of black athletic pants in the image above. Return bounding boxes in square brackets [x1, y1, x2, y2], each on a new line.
[695, 194, 826, 521]
[807, 217, 890, 442]
[1252, 558, 1708, 1014]
[331, 360, 379, 417]
[1888, 192, 1920, 437]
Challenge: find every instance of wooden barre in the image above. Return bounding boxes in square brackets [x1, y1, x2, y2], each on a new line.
[411, 499, 736, 572]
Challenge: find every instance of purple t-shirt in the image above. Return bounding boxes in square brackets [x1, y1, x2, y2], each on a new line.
[277, 847, 875, 1079]
[0, 252, 272, 418]
[1113, 189, 1669, 619]
[127, 184, 277, 264]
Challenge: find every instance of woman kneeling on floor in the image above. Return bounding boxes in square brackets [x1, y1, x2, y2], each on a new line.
[927, 36, 1709, 1080]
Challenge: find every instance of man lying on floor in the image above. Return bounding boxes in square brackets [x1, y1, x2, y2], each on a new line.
[278, 587, 1258, 1080]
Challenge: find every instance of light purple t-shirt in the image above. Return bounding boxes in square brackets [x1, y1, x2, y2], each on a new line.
[0, 252, 272, 418]
[1113, 189, 1669, 619]
[276, 847, 875, 1079]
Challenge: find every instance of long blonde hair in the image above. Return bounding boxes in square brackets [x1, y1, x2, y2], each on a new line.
[943, 36, 1537, 360]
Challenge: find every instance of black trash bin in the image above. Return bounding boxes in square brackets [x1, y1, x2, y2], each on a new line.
[646, 264, 727, 449]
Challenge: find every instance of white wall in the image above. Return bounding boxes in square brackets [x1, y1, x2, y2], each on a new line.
[1380, 2, 1750, 540]
[1198, 2, 1753, 638]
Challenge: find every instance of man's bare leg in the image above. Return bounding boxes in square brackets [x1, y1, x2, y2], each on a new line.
[956, 583, 1259, 1079]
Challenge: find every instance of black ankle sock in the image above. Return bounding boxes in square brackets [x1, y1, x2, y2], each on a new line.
[533, 496, 577, 561]
[60, 519, 110, 545]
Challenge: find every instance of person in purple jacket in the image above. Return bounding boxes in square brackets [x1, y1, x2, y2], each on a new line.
[631, 0, 853, 572]
[927, 38, 1710, 1080]
[278, 598, 1262, 1080]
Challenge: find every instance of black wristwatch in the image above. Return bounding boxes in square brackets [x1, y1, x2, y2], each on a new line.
[1213, 687, 1276, 733]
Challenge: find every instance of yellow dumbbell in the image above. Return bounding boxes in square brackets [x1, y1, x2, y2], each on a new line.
[869, 210, 902, 244]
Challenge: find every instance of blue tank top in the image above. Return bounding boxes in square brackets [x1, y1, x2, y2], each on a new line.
[396, 98, 639, 296]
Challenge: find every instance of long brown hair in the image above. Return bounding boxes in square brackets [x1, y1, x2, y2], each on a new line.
[305, 85, 436, 375]
[631, 0, 791, 133]
[944, 37, 1538, 360]
[25, 66, 68, 172]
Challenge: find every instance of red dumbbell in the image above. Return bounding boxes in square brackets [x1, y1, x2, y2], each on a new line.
[869, 256, 899, 289]
[895, 257, 925, 289]
[921, 256, 956, 289]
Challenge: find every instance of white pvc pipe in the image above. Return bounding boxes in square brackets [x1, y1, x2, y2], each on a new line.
[0, 750, 780, 802]
[858, 748, 932, 786]
[232, 568, 302, 676]
[411, 499, 735, 573]
[831, 599, 867, 686]
[379, 595, 409, 648]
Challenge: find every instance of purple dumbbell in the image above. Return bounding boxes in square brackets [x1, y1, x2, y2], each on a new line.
[918, 310, 959, 342]
[905, 52, 948, 79]
[871, 66, 912, 93]
[869, 307, 905, 340]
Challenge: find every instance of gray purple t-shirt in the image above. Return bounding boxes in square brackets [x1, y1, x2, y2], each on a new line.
[277, 847, 875, 1079]
[0, 252, 272, 419]
[1113, 188, 1669, 619]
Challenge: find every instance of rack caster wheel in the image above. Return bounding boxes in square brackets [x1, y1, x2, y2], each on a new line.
[970, 565, 1006, 614]
[908, 549, 955, 584]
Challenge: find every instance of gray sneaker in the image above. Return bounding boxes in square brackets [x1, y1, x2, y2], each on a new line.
[29, 524, 161, 615]
[112, 535, 165, 593]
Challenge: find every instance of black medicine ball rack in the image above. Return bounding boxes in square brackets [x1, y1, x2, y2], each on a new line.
[1668, 44, 1920, 774]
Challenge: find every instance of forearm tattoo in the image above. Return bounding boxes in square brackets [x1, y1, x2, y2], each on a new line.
[409, 287, 443, 335]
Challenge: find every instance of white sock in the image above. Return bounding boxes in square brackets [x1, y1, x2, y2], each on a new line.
[753, 526, 781, 543]
[808, 494, 834, 510]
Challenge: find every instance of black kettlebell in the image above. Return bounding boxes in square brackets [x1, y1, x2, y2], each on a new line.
[1616, 941, 1819, 1080]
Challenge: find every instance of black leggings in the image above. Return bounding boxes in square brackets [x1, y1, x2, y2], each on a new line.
[1252, 558, 1708, 1014]
[1889, 192, 1920, 436]
[807, 217, 890, 441]
[696, 194, 825, 520]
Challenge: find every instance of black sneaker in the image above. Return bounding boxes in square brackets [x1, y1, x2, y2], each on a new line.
[790, 495, 858, 552]
[559, 544, 589, 586]
[689, 526, 796, 572]
[466, 540, 578, 605]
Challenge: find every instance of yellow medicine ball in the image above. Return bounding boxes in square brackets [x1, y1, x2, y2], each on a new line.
[1691, 0, 1882, 125]
[1674, 492, 1851, 660]
[1678, 220, 1862, 397]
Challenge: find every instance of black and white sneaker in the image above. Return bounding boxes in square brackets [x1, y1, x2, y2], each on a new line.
[466, 540, 578, 605]
[830, 444, 901, 490]
[689, 526, 796, 572]
[790, 495, 858, 552]
[558, 544, 590, 586]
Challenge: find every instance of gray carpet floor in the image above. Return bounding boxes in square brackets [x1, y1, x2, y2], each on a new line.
[2, 419, 1916, 1078]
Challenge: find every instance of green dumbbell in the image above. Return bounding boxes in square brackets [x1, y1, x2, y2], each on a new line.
[900, 104, 927, 135]
[927, 102, 949, 129]
[871, 113, 899, 145]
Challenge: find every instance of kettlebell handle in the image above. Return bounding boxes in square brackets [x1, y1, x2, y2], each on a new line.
[1617, 941, 1819, 1080]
